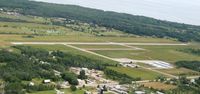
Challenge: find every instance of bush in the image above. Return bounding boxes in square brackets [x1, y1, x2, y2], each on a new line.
[70, 85, 77, 91]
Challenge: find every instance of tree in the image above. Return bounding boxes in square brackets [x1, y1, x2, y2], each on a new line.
[61, 72, 78, 85]
[5, 82, 25, 94]
[70, 85, 77, 91]
[78, 70, 88, 80]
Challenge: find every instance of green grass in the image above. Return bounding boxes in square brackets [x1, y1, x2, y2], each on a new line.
[93, 45, 200, 63]
[26, 45, 118, 65]
[108, 67, 162, 80]
[0, 22, 73, 35]
[158, 68, 200, 76]
[0, 34, 178, 43]
[72, 44, 129, 49]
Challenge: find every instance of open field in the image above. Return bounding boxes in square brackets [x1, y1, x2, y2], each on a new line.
[0, 34, 179, 43]
[142, 82, 177, 90]
[108, 67, 162, 80]
[71, 44, 142, 50]
[158, 68, 200, 76]
[0, 22, 74, 34]
[93, 45, 200, 63]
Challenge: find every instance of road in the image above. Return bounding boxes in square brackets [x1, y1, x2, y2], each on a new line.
[11, 42, 188, 46]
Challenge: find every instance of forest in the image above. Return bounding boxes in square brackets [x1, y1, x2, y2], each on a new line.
[178, 48, 200, 56]
[175, 61, 200, 72]
[1, 0, 200, 42]
[0, 46, 138, 93]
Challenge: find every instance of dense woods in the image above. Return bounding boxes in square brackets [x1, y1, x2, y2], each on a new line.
[175, 61, 200, 72]
[104, 68, 141, 84]
[1, 0, 200, 42]
[178, 48, 200, 56]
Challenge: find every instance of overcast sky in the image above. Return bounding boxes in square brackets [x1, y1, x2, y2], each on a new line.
[34, 0, 200, 25]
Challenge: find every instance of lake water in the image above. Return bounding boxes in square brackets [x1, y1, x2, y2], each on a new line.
[34, 0, 200, 25]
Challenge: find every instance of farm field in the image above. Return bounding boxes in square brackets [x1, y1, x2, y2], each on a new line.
[108, 67, 162, 80]
[142, 82, 177, 90]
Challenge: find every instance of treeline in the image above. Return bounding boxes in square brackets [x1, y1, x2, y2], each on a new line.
[167, 77, 200, 94]
[175, 61, 200, 72]
[1, 0, 200, 42]
[178, 48, 200, 56]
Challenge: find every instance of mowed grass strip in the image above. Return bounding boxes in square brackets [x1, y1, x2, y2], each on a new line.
[0, 33, 178, 43]
[108, 67, 162, 80]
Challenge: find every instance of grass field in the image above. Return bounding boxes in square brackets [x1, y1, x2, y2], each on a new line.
[26, 45, 118, 65]
[108, 67, 162, 80]
[93, 45, 200, 63]
[142, 82, 177, 90]
[0, 34, 178, 43]
[71, 44, 129, 49]
[158, 68, 200, 76]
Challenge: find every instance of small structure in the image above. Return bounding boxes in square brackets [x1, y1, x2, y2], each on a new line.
[135, 91, 145, 94]
[58, 81, 69, 89]
[156, 91, 164, 94]
[190, 79, 196, 84]
[84, 90, 92, 94]
[81, 68, 90, 75]
[54, 70, 61, 76]
[55, 89, 64, 94]
[40, 61, 50, 65]
[43, 79, 51, 83]
[29, 82, 35, 86]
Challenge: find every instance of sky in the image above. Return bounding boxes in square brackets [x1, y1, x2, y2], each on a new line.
[34, 0, 200, 25]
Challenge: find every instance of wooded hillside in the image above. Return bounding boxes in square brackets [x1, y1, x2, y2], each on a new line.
[1, 0, 200, 42]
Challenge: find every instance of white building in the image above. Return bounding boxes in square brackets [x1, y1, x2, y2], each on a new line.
[29, 82, 35, 86]
[43, 79, 51, 83]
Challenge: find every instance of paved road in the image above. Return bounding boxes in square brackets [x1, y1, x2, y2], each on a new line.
[11, 42, 188, 46]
